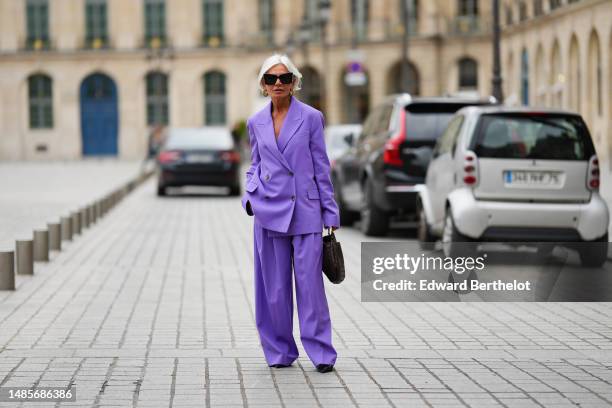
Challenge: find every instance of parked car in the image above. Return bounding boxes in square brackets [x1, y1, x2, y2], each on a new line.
[156, 127, 241, 196]
[417, 106, 609, 267]
[332, 94, 495, 235]
[325, 124, 362, 163]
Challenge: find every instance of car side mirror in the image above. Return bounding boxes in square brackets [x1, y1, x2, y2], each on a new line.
[344, 133, 354, 147]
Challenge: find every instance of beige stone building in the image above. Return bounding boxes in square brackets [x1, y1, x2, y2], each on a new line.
[0, 0, 610, 162]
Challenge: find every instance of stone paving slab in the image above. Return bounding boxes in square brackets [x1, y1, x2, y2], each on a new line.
[0, 159, 144, 249]
[0, 178, 611, 407]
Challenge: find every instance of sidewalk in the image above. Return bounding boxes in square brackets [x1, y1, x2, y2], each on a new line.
[1, 178, 611, 407]
[0, 159, 145, 250]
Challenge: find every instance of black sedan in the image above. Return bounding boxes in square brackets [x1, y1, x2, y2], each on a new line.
[156, 127, 241, 196]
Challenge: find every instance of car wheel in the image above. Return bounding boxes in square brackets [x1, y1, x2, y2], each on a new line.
[442, 208, 475, 258]
[228, 184, 241, 196]
[333, 175, 357, 226]
[157, 185, 167, 196]
[360, 178, 389, 236]
[578, 233, 608, 268]
[417, 201, 436, 251]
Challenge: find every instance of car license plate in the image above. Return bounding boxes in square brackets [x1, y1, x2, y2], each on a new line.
[186, 154, 214, 163]
[504, 170, 562, 187]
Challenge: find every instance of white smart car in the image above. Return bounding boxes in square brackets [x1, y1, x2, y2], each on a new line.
[417, 106, 609, 267]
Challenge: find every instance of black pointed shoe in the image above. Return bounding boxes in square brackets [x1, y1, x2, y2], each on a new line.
[316, 364, 334, 373]
[270, 363, 292, 368]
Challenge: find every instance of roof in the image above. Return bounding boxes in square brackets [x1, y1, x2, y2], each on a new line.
[458, 105, 582, 116]
[383, 93, 498, 106]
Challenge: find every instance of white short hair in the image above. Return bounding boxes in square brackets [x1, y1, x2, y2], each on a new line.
[258, 54, 303, 93]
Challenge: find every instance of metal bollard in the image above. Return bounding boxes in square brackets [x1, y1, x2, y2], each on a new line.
[61, 216, 73, 241]
[89, 204, 96, 224]
[81, 207, 88, 229]
[33, 229, 49, 262]
[72, 211, 81, 236]
[16, 239, 33, 275]
[0, 250, 15, 290]
[48, 222, 61, 251]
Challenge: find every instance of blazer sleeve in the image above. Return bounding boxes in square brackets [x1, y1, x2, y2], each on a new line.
[241, 119, 260, 215]
[310, 111, 340, 228]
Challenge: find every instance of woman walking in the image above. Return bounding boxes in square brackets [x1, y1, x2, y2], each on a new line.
[241, 54, 340, 373]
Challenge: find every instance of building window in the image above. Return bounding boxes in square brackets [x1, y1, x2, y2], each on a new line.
[400, 0, 419, 33]
[304, 0, 321, 41]
[518, 2, 527, 21]
[146, 72, 169, 126]
[549, 0, 562, 10]
[458, 0, 479, 16]
[203, 0, 224, 47]
[258, 0, 274, 45]
[533, 0, 543, 16]
[203, 71, 226, 125]
[85, 0, 108, 48]
[28, 74, 53, 129]
[521, 48, 529, 105]
[351, 0, 369, 42]
[26, 0, 49, 50]
[458, 57, 478, 89]
[144, 0, 166, 48]
[505, 6, 513, 25]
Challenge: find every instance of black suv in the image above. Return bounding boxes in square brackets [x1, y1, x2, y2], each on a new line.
[331, 94, 496, 236]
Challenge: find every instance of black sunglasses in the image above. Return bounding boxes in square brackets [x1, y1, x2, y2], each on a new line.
[263, 72, 294, 85]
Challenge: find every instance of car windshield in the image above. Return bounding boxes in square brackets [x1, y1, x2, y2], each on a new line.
[473, 113, 595, 160]
[165, 128, 234, 150]
[405, 103, 473, 141]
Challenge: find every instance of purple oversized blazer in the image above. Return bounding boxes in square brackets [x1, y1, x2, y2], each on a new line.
[241, 96, 340, 236]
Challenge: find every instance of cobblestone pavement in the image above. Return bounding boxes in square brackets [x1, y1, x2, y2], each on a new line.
[0, 159, 144, 249]
[1, 179, 612, 407]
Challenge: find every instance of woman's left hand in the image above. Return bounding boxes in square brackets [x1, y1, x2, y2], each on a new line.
[325, 225, 338, 232]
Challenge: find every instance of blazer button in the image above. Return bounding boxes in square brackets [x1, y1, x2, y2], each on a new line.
[265, 174, 270, 181]
[288, 171, 294, 176]
[291, 195, 295, 201]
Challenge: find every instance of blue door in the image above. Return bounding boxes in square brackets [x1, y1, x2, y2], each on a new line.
[80, 73, 119, 156]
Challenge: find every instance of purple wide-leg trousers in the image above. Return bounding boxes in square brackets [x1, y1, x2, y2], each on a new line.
[253, 222, 337, 367]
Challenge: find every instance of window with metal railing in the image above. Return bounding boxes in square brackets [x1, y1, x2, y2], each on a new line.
[85, 0, 108, 49]
[351, 0, 369, 42]
[144, 0, 166, 48]
[28, 74, 53, 129]
[26, 0, 50, 50]
[146, 72, 169, 126]
[203, 0, 224, 47]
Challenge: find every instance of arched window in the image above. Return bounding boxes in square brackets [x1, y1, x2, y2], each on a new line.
[587, 30, 602, 121]
[204, 71, 227, 125]
[458, 0, 478, 16]
[520, 48, 529, 105]
[28, 74, 53, 129]
[549, 41, 562, 108]
[458, 57, 478, 90]
[146, 72, 169, 125]
[568, 35, 580, 112]
[299, 66, 323, 112]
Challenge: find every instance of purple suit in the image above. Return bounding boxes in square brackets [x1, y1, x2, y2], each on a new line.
[241, 96, 339, 367]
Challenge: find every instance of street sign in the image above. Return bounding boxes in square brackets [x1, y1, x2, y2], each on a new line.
[344, 71, 367, 87]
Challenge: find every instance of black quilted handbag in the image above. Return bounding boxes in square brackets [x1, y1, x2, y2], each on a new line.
[322, 229, 345, 284]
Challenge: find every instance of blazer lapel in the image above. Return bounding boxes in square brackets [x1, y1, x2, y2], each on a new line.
[277, 96, 304, 154]
[256, 102, 293, 172]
